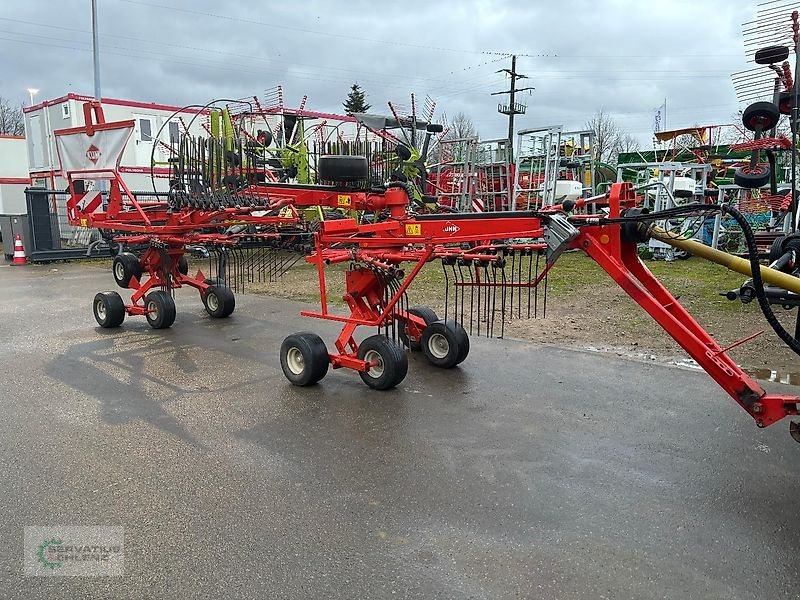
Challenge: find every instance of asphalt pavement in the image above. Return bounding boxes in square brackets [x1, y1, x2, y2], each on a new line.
[1, 262, 800, 599]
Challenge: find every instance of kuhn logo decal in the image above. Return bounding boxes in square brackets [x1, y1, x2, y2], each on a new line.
[443, 222, 460, 235]
[86, 145, 101, 164]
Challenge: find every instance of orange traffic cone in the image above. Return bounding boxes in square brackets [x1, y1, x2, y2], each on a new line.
[12, 234, 27, 265]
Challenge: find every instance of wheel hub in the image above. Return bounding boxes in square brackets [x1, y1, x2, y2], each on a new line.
[428, 333, 450, 359]
[363, 349, 385, 378]
[114, 262, 125, 281]
[286, 347, 305, 375]
[95, 300, 106, 320]
[206, 292, 219, 312]
[147, 300, 158, 320]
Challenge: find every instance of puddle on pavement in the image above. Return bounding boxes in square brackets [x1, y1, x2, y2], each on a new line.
[747, 368, 800, 386]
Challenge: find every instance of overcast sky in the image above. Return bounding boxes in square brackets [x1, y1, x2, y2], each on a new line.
[2, 0, 761, 145]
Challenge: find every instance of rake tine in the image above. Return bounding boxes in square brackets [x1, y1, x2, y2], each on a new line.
[509, 249, 516, 322]
[457, 260, 467, 330]
[489, 262, 496, 338]
[442, 260, 450, 323]
[499, 258, 507, 339]
[534, 251, 540, 318]
[526, 249, 533, 319]
[466, 259, 475, 336]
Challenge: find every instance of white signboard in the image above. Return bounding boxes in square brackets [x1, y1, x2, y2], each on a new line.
[55, 125, 134, 173]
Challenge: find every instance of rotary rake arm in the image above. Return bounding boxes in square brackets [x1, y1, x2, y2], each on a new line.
[280, 182, 800, 434]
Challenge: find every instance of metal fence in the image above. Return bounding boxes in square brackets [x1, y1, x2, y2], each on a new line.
[22, 188, 170, 262]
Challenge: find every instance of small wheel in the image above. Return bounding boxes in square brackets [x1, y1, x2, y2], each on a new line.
[734, 165, 770, 189]
[280, 332, 329, 386]
[112, 252, 142, 288]
[769, 235, 788, 263]
[779, 91, 793, 116]
[177, 255, 189, 275]
[93, 291, 126, 328]
[145, 290, 176, 329]
[754, 45, 790, 65]
[203, 277, 226, 287]
[742, 101, 780, 132]
[203, 285, 235, 318]
[399, 306, 439, 350]
[449, 320, 470, 365]
[357, 335, 408, 390]
[421, 320, 468, 369]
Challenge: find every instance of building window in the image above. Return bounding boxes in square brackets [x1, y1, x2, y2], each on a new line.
[168, 121, 180, 144]
[139, 118, 152, 142]
[61, 104, 70, 119]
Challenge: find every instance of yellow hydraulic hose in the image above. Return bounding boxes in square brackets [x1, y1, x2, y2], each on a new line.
[649, 225, 800, 295]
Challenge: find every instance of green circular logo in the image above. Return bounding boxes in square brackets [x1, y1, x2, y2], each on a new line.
[36, 538, 63, 570]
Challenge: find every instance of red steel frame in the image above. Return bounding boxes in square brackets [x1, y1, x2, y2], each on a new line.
[59, 103, 799, 428]
[300, 182, 798, 428]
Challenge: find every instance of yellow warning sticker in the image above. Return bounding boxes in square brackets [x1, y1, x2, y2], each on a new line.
[405, 223, 422, 236]
[80, 218, 88, 227]
[337, 195, 352, 207]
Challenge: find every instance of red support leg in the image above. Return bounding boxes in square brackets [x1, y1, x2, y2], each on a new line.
[579, 230, 798, 427]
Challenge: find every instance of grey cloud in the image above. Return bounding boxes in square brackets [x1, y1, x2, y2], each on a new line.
[1, 0, 763, 144]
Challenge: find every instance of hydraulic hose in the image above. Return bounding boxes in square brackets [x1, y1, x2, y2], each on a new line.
[722, 205, 800, 357]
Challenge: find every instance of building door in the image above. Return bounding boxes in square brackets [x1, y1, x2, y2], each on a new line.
[133, 114, 155, 166]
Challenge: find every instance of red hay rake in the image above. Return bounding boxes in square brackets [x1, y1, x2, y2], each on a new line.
[61, 101, 800, 437]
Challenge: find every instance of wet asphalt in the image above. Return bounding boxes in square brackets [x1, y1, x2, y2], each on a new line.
[1, 262, 800, 599]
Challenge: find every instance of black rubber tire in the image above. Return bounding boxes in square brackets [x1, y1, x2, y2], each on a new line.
[742, 101, 780, 132]
[399, 306, 439, 350]
[357, 335, 408, 390]
[769, 235, 788, 263]
[203, 285, 235, 318]
[779, 91, 793, 116]
[318, 155, 369, 182]
[112, 252, 142, 288]
[93, 291, 126, 328]
[144, 291, 176, 329]
[448, 319, 470, 365]
[177, 255, 189, 275]
[734, 165, 771, 189]
[755, 45, 790, 65]
[421, 320, 465, 369]
[280, 332, 329, 386]
[673, 189, 694, 199]
[203, 277, 226, 287]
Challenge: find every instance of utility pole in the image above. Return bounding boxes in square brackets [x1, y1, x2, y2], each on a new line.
[91, 0, 101, 102]
[491, 55, 535, 164]
[491, 55, 534, 208]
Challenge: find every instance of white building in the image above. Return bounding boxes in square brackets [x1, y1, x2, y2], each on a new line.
[21, 93, 373, 193]
[23, 93, 209, 192]
[0, 135, 30, 213]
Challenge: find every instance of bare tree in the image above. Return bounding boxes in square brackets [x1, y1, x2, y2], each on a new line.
[445, 112, 478, 140]
[436, 111, 479, 163]
[0, 97, 24, 136]
[619, 133, 640, 155]
[586, 110, 623, 164]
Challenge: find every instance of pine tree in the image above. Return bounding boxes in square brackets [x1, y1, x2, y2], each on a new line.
[343, 83, 371, 115]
